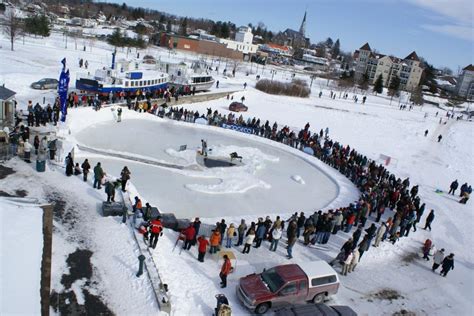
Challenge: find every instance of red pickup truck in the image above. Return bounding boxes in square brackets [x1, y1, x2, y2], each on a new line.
[237, 261, 340, 314]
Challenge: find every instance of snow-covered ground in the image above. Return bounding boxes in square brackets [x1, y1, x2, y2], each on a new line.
[0, 200, 43, 315]
[1, 31, 473, 316]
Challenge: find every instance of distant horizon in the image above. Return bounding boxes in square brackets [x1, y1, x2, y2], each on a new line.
[105, 0, 473, 72]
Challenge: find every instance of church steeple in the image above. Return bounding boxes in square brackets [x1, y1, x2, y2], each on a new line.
[299, 11, 307, 36]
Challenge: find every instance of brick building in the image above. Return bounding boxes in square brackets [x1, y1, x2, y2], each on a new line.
[158, 33, 243, 60]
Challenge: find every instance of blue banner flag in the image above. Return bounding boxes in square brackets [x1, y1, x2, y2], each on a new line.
[58, 58, 70, 122]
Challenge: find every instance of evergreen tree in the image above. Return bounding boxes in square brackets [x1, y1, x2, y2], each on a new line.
[411, 85, 424, 105]
[221, 22, 230, 38]
[373, 74, 384, 94]
[108, 28, 124, 47]
[180, 17, 188, 36]
[166, 20, 172, 32]
[325, 37, 333, 47]
[388, 75, 401, 96]
[358, 70, 369, 91]
[24, 15, 50, 37]
[331, 39, 340, 58]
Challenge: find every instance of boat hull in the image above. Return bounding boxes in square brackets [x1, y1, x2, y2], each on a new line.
[75, 78, 168, 94]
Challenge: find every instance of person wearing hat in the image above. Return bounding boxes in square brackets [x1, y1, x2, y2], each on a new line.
[440, 253, 455, 277]
[432, 248, 445, 272]
[120, 166, 131, 192]
[219, 254, 232, 288]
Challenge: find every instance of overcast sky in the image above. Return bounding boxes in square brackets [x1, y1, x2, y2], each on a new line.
[108, 0, 473, 71]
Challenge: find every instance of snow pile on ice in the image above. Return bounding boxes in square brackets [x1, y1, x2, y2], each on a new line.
[165, 148, 198, 165]
[291, 175, 305, 184]
[183, 145, 277, 194]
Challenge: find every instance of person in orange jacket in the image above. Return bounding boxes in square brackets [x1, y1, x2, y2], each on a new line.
[149, 217, 163, 249]
[210, 230, 221, 254]
[219, 254, 232, 288]
[197, 235, 209, 262]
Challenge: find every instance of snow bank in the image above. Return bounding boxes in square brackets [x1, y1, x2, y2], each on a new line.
[0, 200, 43, 315]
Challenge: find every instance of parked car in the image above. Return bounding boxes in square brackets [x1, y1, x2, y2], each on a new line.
[237, 261, 340, 314]
[274, 304, 357, 316]
[229, 102, 248, 112]
[31, 78, 59, 90]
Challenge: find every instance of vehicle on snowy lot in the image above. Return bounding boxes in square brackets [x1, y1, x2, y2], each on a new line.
[31, 78, 59, 90]
[237, 261, 340, 314]
[274, 303, 357, 316]
[229, 102, 248, 112]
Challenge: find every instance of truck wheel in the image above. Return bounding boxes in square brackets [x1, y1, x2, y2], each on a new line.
[255, 303, 270, 314]
[312, 293, 325, 304]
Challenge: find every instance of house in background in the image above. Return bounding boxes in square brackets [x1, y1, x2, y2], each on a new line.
[456, 64, 474, 100]
[0, 85, 16, 129]
[219, 26, 259, 61]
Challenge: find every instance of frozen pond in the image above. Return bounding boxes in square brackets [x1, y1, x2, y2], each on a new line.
[76, 119, 339, 218]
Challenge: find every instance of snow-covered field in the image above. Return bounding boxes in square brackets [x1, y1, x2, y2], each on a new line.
[1, 31, 473, 316]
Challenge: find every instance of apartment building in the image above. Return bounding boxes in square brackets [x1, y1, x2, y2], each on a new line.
[456, 64, 474, 100]
[354, 43, 424, 91]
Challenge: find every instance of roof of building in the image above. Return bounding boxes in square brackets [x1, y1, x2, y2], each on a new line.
[463, 64, 474, 71]
[265, 42, 291, 51]
[0, 86, 16, 100]
[283, 28, 306, 39]
[359, 42, 371, 51]
[404, 51, 420, 61]
[353, 50, 359, 59]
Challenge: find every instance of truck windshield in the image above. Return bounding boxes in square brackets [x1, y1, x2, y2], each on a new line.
[261, 268, 284, 293]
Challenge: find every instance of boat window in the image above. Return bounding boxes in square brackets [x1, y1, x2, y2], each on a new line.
[125, 81, 129, 87]
[147, 80, 150, 86]
[131, 81, 134, 87]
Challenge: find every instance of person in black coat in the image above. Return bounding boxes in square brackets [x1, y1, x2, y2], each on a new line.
[296, 212, 305, 238]
[341, 238, 353, 258]
[65, 153, 74, 176]
[364, 223, 377, 251]
[449, 180, 458, 195]
[440, 253, 455, 277]
[424, 210, 435, 231]
[192, 217, 201, 245]
[351, 226, 363, 250]
[81, 159, 91, 182]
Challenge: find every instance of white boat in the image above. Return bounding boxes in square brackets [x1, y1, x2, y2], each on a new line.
[76, 56, 169, 95]
[167, 61, 215, 92]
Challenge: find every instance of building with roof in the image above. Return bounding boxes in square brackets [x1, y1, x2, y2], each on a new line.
[354, 43, 424, 91]
[0, 85, 16, 128]
[456, 64, 474, 100]
[218, 26, 259, 59]
[158, 33, 243, 60]
[273, 11, 310, 49]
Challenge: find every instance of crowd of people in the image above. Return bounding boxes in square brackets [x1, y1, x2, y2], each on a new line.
[10, 92, 461, 283]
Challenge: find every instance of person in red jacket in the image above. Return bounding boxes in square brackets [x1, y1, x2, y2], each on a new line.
[182, 224, 196, 250]
[197, 235, 209, 262]
[149, 217, 163, 249]
[219, 254, 232, 288]
[344, 213, 356, 232]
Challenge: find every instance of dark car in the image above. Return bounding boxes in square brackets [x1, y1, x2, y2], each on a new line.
[229, 102, 248, 112]
[274, 304, 357, 316]
[31, 78, 59, 90]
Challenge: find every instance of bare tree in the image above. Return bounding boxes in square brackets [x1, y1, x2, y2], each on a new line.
[1, 9, 23, 51]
